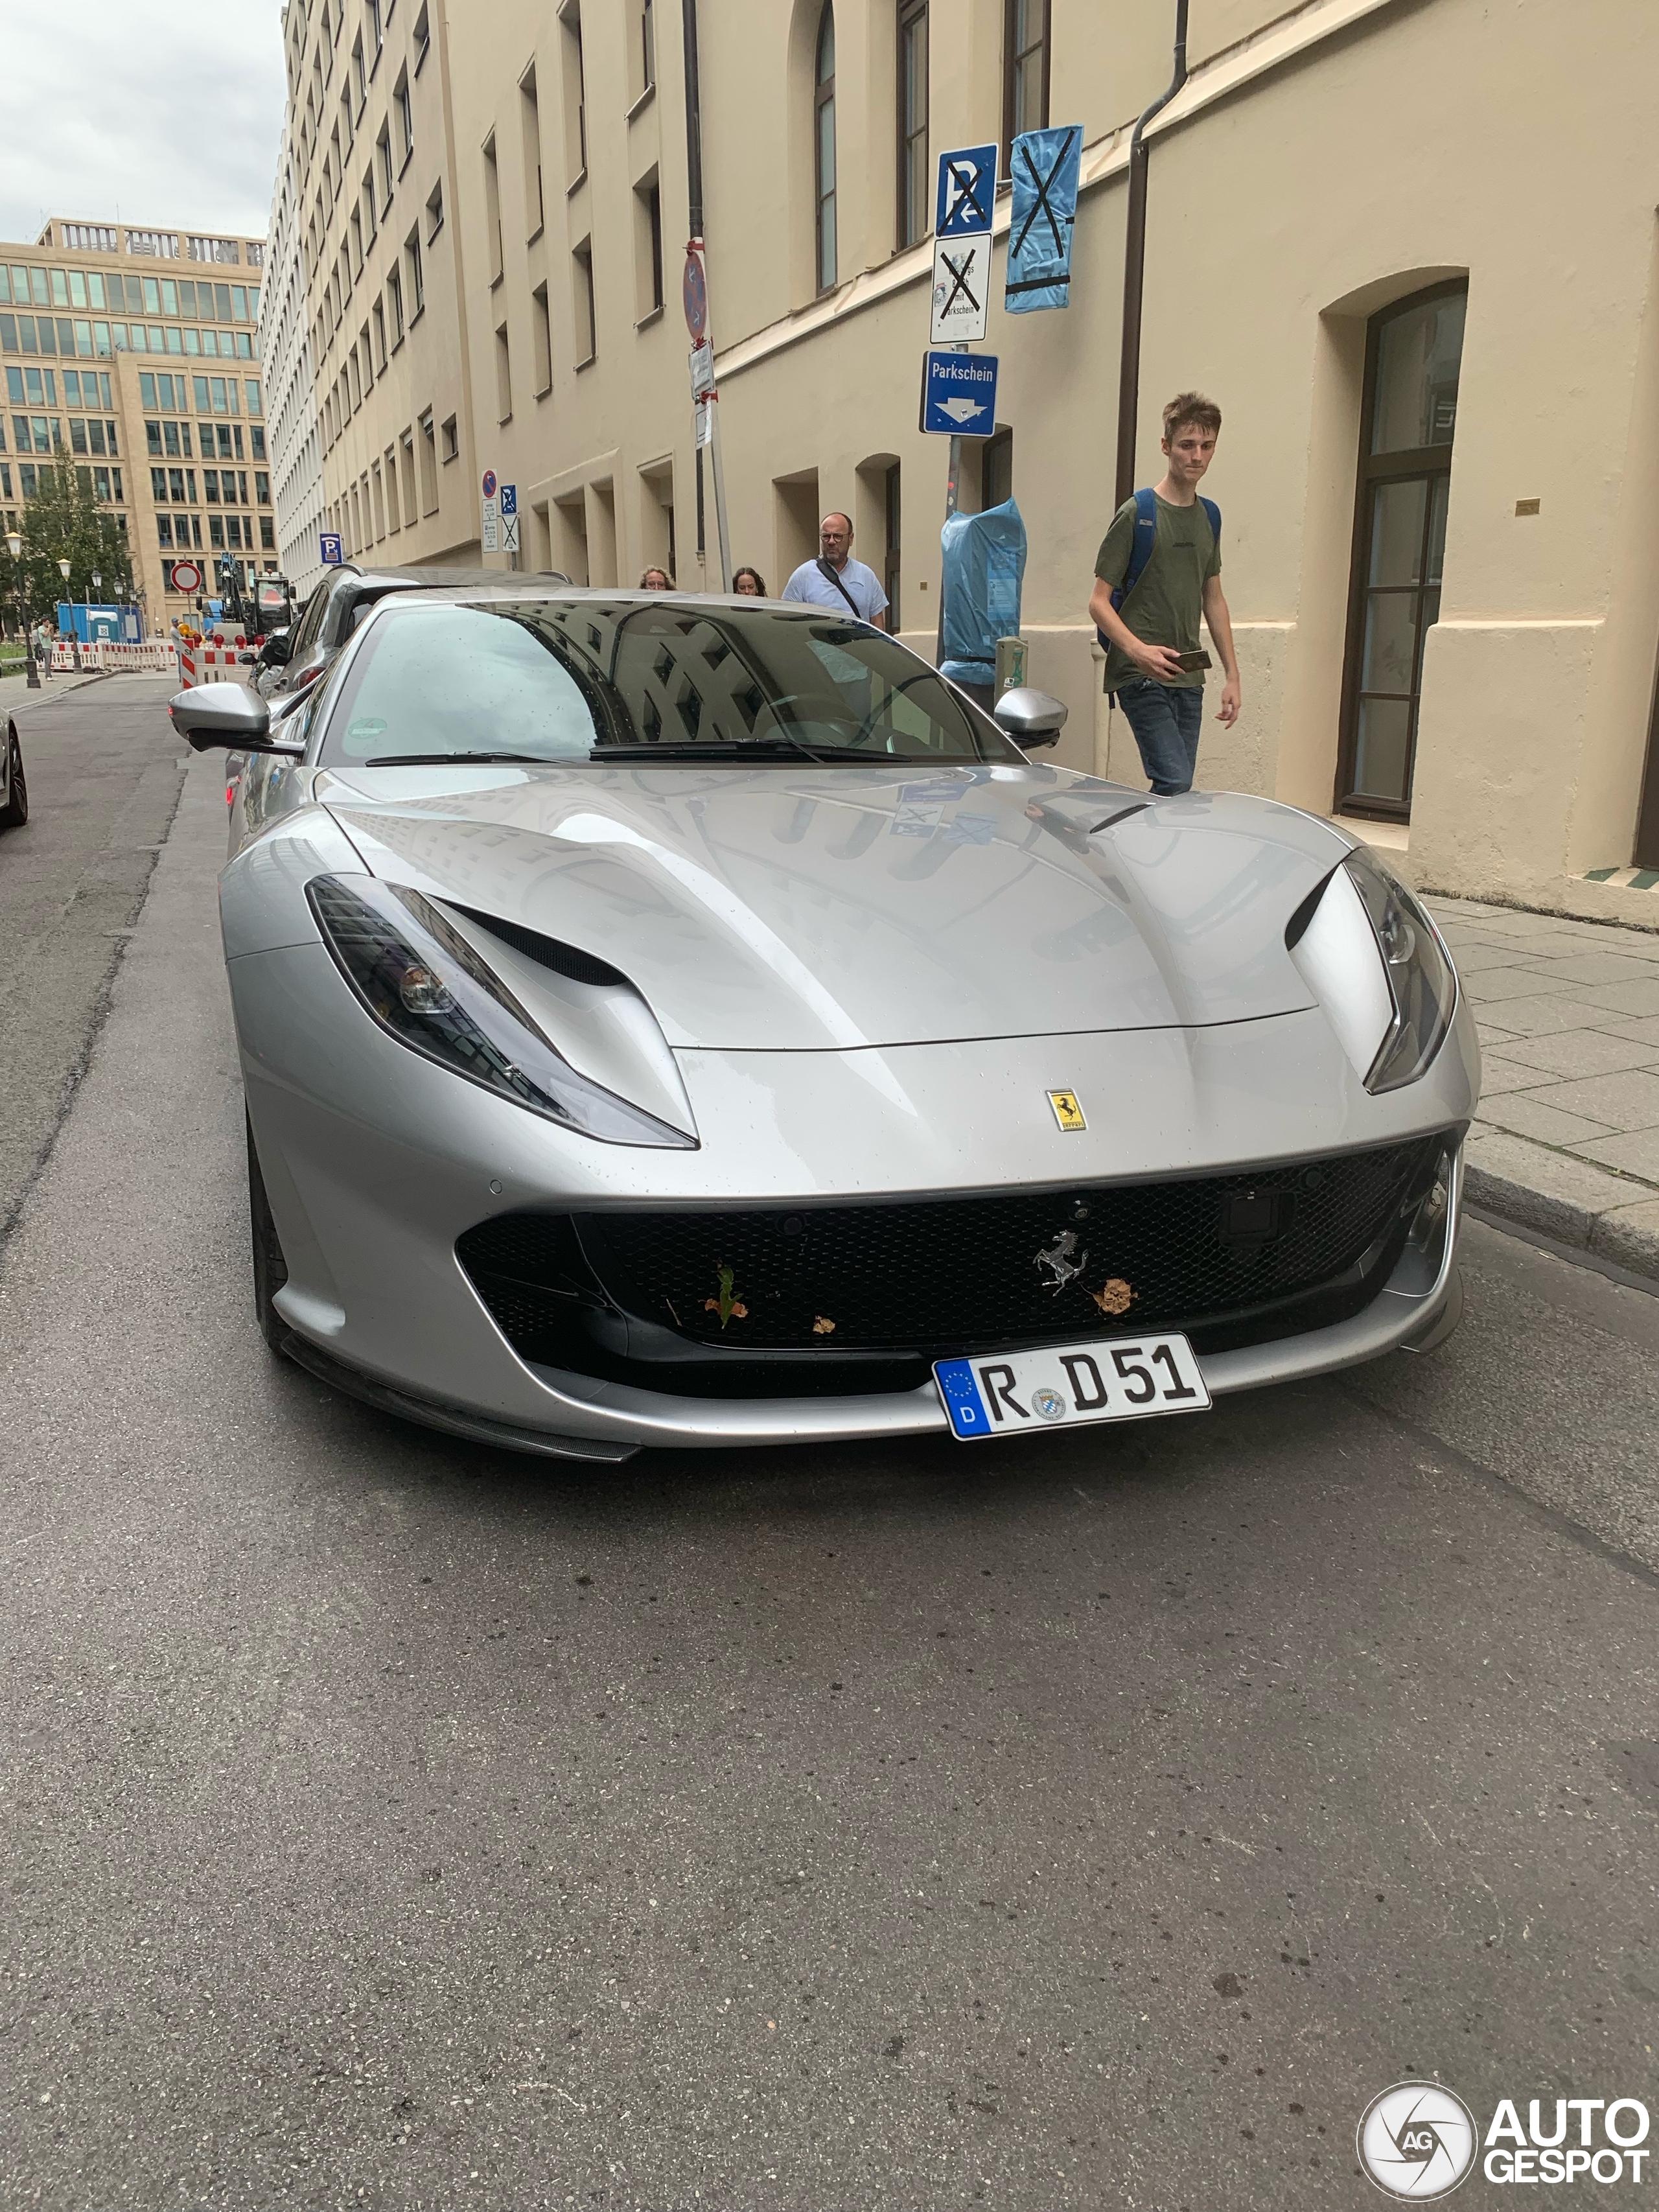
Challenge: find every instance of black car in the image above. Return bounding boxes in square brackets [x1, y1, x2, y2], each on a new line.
[251, 563, 570, 701]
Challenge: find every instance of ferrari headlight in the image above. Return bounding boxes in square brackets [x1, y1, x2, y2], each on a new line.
[1287, 848, 1456, 1092]
[306, 874, 696, 1147]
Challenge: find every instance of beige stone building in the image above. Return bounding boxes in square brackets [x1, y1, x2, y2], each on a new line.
[283, 0, 1659, 921]
[1, 219, 272, 631]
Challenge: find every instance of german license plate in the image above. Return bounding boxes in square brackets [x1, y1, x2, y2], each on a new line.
[933, 1333, 1211, 1440]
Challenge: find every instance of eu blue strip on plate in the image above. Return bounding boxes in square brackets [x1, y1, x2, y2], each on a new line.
[934, 1357, 992, 1439]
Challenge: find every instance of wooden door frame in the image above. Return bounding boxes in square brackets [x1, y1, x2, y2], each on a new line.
[1333, 277, 1467, 821]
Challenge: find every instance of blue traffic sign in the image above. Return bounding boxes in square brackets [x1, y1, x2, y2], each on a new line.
[319, 531, 343, 565]
[920, 349, 999, 438]
[936, 143, 997, 238]
[500, 482, 517, 518]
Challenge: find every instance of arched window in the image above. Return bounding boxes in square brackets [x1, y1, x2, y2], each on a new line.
[1337, 281, 1467, 818]
[815, 5, 837, 293]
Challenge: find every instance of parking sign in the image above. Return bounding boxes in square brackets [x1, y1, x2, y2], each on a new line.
[936, 144, 997, 239]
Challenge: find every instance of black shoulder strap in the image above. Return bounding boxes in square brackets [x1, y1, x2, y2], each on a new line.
[816, 558, 863, 620]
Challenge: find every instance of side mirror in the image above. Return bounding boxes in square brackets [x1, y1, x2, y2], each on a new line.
[259, 633, 292, 666]
[168, 682, 301, 755]
[993, 686, 1069, 747]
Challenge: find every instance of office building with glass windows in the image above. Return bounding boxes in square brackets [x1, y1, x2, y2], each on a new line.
[0, 218, 273, 631]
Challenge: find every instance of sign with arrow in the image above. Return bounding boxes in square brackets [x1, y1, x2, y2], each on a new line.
[930, 236, 991, 344]
[935, 143, 997, 239]
[920, 348, 999, 439]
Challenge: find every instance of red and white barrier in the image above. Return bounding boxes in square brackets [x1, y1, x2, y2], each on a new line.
[174, 642, 252, 686]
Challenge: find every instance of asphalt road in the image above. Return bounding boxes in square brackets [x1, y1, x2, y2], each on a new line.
[2, 690, 1657, 2212]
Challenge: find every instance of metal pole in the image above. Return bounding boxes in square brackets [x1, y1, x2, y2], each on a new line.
[682, 0, 731, 589]
[1115, 0, 1189, 507]
[934, 342, 967, 667]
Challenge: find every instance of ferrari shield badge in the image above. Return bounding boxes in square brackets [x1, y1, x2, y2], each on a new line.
[1047, 1088, 1086, 1132]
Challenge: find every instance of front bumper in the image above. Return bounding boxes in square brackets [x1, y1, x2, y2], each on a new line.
[231, 938, 1478, 1458]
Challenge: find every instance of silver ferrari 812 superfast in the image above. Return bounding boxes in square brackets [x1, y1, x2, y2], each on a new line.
[170, 585, 1477, 1463]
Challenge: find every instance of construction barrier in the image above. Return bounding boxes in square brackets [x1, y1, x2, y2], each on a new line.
[91, 640, 176, 673]
[174, 640, 254, 686]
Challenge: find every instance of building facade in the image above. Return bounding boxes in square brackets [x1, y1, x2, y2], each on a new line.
[1, 218, 273, 634]
[263, 115, 327, 601]
[283, 0, 1659, 922]
[277, 0, 482, 579]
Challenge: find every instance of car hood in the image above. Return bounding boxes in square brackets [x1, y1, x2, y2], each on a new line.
[318, 760, 1350, 1051]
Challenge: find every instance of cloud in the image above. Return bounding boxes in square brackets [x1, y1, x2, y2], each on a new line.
[0, 1, 285, 248]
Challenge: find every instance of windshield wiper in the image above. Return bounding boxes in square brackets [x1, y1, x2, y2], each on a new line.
[360, 751, 557, 767]
[596, 737, 848, 764]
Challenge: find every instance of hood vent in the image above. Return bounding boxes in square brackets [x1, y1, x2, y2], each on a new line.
[452, 903, 627, 988]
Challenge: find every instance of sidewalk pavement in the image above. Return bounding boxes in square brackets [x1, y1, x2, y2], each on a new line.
[1426, 896, 1659, 1281]
[3, 669, 108, 712]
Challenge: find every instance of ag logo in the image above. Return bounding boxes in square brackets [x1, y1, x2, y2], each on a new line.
[1358, 2081, 1478, 2200]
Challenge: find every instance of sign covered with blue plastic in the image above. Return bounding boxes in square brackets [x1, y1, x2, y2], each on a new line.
[1004, 125, 1083, 314]
[939, 500, 1027, 688]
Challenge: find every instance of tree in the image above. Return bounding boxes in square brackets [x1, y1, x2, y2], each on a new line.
[6, 446, 134, 626]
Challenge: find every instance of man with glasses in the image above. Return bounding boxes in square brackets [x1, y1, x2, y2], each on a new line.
[781, 512, 889, 631]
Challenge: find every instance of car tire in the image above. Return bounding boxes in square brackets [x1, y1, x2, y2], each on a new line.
[247, 1113, 291, 1355]
[1, 726, 27, 828]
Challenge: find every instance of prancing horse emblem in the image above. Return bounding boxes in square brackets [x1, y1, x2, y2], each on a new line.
[1034, 1228, 1089, 1294]
[1047, 1089, 1087, 1132]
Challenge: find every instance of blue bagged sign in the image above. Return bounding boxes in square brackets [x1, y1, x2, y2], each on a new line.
[940, 499, 1027, 688]
[1005, 125, 1083, 314]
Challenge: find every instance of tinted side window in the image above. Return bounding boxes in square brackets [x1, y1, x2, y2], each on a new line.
[321, 578, 367, 648]
[287, 579, 333, 660]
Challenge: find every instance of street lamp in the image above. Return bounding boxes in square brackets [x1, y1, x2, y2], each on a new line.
[57, 557, 81, 673]
[6, 528, 38, 688]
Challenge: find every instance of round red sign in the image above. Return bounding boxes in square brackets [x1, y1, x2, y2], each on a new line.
[170, 559, 203, 594]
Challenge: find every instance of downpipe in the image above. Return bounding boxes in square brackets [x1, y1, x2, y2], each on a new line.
[1115, 0, 1190, 506]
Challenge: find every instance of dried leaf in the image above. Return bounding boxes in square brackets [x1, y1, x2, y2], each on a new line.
[1091, 1277, 1134, 1316]
[812, 1316, 836, 1334]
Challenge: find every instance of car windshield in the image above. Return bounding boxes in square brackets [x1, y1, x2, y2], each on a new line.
[316, 599, 1023, 767]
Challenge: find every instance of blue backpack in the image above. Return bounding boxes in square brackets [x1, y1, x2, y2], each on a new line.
[1096, 485, 1221, 651]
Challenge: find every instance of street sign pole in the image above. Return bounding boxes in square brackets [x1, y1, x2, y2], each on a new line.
[929, 144, 997, 668]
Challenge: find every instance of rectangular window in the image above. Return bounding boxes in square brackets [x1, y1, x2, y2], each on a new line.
[395, 69, 413, 167]
[168, 467, 186, 501]
[152, 466, 169, 501]
[261, 515, 276, 550]
[70, 418, 88, 454]
[227, 515, 244, 550]
[157, 515, 173, 546]
[633, 172, 663, 320]
[521, 66, 544, 235]
[898, 0, 928, 250]
[163, 421, 181, 456]
[440, 412, 457, 461]
[19, 463, 36, 497]
[483, 134, 503, 281]
[387, 264, 404, 342]
[209, 515, 225, 549]
[1003, 0, 1049, 152]
[194, 375, 212, 412]
[406, 228, 424, 315]
[560, 1, 586, 183]
[204, 467, 220, 502]
[572, 236, 596, 366]
[426, 180, 444, 240]
[372, 297, 386, 371]
[146, 420, 163, 455]
[413, 2, 431, 71]
[87, 419, 106, 456]
[251, 426, 266, 460]
[494, 321, 511, 420]
[420, 408, 439, 509]
[378, 124, 394, 201]
[532, 281, 551, 393]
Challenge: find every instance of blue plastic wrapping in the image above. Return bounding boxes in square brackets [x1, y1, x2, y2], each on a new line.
[940, 498, 1027, 688]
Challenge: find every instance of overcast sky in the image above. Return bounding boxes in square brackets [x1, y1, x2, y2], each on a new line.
[0, 3, 286, 249]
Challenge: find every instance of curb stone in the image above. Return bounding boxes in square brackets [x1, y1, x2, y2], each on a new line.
[1464, 1148, 1659, 1288]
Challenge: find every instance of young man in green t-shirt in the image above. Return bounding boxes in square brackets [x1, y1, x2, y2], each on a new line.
[1087, 391, 1241, 795]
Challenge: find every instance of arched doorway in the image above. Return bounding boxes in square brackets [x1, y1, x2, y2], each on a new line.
[1335, 281, 1467, 819]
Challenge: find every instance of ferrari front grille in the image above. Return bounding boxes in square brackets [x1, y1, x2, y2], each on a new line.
[457, 1134, 1449, 1379]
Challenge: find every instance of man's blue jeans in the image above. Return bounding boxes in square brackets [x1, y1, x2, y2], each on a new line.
[1115, 679, 1203, 796]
